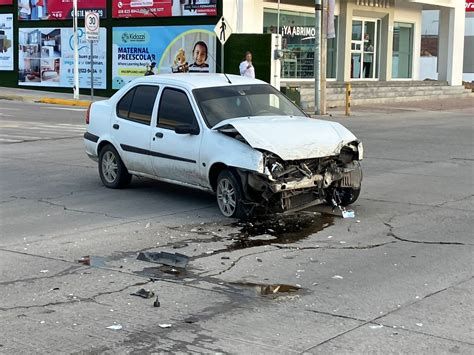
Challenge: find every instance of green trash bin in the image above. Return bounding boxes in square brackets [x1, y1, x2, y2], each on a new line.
[281, 85, 301, 106]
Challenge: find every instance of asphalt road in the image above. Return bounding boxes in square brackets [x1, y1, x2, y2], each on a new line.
[0, 98, 473, 353]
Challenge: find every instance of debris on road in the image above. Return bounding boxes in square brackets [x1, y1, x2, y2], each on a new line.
[130, 288, 155, 299]
[137, 251, 189, 268]
[77, 256, 105, 267]
[342, 209, 355, 219]
[153, 296, 161, 307]
[184, 317, 198, 324]
[231, 282, 301, 296]
[106, 324, 123, 330]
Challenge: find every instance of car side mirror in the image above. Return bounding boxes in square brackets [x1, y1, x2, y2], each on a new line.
[174, 124, 199, 135]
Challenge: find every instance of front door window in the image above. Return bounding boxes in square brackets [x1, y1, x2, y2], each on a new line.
[351, 19, 378, 79]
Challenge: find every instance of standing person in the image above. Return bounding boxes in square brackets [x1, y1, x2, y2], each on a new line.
[239, 51, 255, 78]
[144, 62, 156, 76]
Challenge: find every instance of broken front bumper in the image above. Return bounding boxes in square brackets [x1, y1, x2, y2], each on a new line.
[246, 161, 362, 212]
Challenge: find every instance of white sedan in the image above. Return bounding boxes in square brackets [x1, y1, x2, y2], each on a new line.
[84, 74, 363, 218]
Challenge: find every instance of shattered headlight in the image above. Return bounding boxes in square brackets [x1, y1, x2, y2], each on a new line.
[339, 141, 363, 163]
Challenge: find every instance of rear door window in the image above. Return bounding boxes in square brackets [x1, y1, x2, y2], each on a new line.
[116, 85, 159, 125]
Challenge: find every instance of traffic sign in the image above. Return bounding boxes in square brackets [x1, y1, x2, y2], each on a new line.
[214, 16, 232, 45]
[85, 11, 100, 42]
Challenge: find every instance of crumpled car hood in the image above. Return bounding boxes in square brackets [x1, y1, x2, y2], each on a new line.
[213, 116, 358, 160]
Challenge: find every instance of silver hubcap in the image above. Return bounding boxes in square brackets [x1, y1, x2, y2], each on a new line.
[217, 177, 237, 217]
[101, 151, 118, 183]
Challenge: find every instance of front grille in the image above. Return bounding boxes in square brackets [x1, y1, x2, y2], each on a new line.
[281, 189, 320, 210]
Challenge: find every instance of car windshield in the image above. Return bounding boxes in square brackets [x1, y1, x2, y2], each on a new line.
[193, 84, 307, 127]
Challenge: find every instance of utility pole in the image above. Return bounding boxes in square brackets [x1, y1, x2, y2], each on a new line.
[314, 0, 322, 115]
[73, 0, 79, 100]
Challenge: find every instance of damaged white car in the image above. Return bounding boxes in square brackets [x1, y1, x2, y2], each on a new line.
[84, 74, 363, 218]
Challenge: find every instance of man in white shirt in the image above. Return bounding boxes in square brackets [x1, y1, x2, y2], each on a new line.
[239, 51, 255, 78]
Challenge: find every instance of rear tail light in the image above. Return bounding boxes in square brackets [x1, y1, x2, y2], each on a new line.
[85, 103, 92, 124]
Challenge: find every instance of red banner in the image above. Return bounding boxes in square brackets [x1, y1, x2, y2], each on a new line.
[0, 0, 13, 5]
[467, 0, 474, 12]
[112, 0, 216, 18]
[18, 0, 107, 20]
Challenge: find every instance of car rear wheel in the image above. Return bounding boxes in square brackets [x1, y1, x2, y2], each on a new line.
[98, 144, 132, 188]
[216, 170, 246, 219]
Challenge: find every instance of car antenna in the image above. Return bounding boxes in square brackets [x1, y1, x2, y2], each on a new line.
[207, 51, 232, 84]
[223, 72, 232, 84]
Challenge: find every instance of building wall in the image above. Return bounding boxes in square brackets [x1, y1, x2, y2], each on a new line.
[225, 0, 429, 82]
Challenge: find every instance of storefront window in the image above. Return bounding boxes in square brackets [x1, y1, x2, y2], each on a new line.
[263, 9, 338, 79]
[392, 22, 413, 78]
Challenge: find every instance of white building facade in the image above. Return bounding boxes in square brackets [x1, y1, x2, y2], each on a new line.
[223, 0, 466, 86]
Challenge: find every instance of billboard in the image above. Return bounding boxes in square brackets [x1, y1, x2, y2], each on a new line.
[467, 0, 474, 12]
[112, 0, 216, 18]
[0, 14, 14, 70]
[18, 0, 106, 20]
[0, 1, 13, 5]
[18, 27, 107, 89]
[112, 25, 216, 89]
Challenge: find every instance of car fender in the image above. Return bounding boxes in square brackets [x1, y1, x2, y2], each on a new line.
[96, 134, 124, 159]
[201, 131, 265, 184]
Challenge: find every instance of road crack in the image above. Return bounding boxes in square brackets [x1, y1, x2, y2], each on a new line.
[0, 280, 152, 312]
[384, 222, 469, 246]
[302, 276, 474, 352]
[9, 195, 123, 219]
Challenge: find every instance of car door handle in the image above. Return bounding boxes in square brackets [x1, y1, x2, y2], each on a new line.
[155, 132, 164, 138]
[113, 124, 119, 130]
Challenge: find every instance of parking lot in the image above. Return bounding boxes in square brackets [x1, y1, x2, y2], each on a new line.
[0, 98, 472, 353]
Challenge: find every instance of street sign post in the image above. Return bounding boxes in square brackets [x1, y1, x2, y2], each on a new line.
[214, 17, 233, 73]
[85, 11, 100, 100]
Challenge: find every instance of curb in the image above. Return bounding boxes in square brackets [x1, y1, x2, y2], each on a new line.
[0, 94, 92, 107]
[38, 98, 92, 107]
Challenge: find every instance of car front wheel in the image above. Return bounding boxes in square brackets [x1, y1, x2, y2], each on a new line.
[98, 144, 132, 188]
[326, 187, 361, 207]
[216, 170, 246, 219]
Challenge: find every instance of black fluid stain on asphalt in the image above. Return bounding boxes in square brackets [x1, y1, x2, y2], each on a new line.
[227, 212, 334, 251]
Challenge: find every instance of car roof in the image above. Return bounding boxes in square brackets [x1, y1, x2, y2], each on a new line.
[132, 73, 267, 90]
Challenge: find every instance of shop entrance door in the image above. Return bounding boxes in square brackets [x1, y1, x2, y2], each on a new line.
[351, 19, 378, 79]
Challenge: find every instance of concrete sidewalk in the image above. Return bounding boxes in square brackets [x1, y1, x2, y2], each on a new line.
[0, 86, 101, 107]
[1, 86, 472, 112]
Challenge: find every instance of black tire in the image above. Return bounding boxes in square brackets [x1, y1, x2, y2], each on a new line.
[326, 187, 361, 207]
[98, 144, 132, 189]
[216, 170, 246, 219]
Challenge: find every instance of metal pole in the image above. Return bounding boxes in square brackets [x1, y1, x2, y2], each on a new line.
[221, 44, 224, 74]
[277, 0, 280, 35]
[345, 82, 351, 116]
[73, 0, 79, 100]
[321, 0, 327, 115]
[90, 41, 94, 101]
[314, 0, 322, 115]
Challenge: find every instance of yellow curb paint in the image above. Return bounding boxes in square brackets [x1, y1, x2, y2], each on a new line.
[39, 98, 92, 107]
